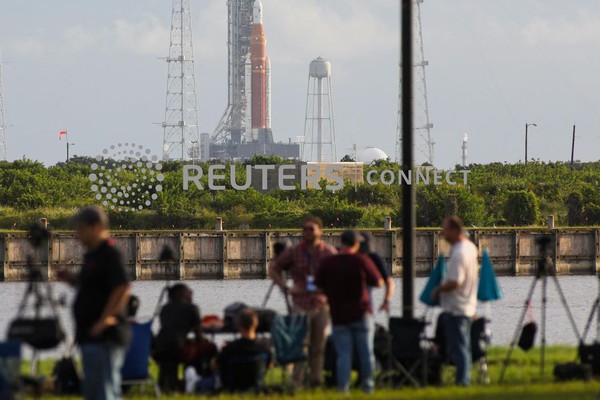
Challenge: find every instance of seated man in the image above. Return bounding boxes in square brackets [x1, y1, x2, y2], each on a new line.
[153, 284, 216, 392]
[216, 308, 271, 393]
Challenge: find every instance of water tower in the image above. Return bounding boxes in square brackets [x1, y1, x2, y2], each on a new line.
[303, 57, 337, 162]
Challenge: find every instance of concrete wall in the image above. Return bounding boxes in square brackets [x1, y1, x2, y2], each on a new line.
[2, 229, 599, 281]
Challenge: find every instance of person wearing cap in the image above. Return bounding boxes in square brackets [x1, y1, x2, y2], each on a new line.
[57, 206, 131, 400]
[432, 216, 478, 386]
[269, 216, 337, 388]
[315, 230, 383, 394]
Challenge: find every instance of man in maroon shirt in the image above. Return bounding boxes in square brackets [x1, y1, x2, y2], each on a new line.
[269, 216, 337, 387]
[316, 230, 383, 394]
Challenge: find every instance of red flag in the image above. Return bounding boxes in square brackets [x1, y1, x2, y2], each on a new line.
[59, 130, 67, 141]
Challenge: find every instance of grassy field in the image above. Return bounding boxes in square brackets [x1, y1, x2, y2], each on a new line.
[19, 346, 600, 399]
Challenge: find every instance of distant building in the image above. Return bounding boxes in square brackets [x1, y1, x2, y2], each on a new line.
[356, 147, 388, 164]
[250, 161, 364, 192]
[305, 162, 364, 188]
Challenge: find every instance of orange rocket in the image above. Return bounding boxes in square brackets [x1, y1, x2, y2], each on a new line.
[251, 0, 267, 135]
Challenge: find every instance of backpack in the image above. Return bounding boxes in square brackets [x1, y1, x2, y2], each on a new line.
[271, 314, 308, 366]
[52, 357, 81, 395]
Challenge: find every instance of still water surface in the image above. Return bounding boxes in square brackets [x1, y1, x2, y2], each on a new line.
[1, 276, 598, 357]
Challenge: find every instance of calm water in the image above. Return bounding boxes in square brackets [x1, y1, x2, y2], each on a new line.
[1, 276, 598, 358]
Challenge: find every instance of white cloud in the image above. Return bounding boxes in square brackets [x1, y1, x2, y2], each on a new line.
[521, 10, 600, 46]
[6, 15, 170, 62]
[193, 0, 227, 60]
[112, 16, 169, 55]
[266, 0, 397, 64]
[9, 38, 45, 58]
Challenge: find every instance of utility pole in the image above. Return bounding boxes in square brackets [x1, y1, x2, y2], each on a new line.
[570, 125, 576, 168]
[401, 0, 415, 319]
[0, 54, 7, 161]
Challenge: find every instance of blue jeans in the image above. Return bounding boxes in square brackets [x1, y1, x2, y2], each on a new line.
[81, 343, 126, 400]
[331, 315, 375, 393]
[442, 314, 472, 386]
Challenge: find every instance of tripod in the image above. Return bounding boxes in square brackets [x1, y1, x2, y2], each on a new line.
[15, 256, 64, 375]
[581, 274, 600, 344]
[499, 236, 581, 383]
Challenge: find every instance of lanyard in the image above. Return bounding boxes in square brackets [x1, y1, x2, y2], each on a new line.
[303, 243, 321, 274]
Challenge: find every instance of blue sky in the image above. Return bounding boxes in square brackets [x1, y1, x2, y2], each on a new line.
[1, 0, 599, 167]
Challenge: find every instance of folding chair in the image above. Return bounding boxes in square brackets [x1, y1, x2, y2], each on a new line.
[383, 317, 438, 388]
[121, 321, 160, 398]
[271, 313, 308, 389]
[0, 342, 21, 400]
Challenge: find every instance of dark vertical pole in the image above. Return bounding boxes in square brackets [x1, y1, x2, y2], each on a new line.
[570, 125, 576, 168]
[66, 141, 69, 163]
[525, 123, 528, 165]
[401, 0, 415, 319]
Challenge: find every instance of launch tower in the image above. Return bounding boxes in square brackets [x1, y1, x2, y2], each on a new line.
[395, 0, 434, 165]
[161, 0, 201, 161]
[211, 0, 296, 160]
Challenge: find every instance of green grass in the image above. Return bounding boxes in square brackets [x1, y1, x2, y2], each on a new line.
[24, 346, 600, 399]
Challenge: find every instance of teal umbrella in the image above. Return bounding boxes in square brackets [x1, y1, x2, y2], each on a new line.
[478, 248, 503, 302]
[419, 256, 446, 307]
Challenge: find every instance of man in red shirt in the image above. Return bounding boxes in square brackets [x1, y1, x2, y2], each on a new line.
[316, 230, 383, 394]
[269, 216, 337, 387]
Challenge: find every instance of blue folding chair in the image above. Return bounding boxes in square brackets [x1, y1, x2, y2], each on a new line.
[0, 341, 22, 400]
[121, 321, 160, 398]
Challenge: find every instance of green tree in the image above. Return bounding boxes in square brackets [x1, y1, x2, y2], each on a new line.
[504, 190, 541, 226]
[566, 192, 584, 226]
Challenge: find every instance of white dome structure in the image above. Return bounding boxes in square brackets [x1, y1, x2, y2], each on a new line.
[356, 147, 388, 164]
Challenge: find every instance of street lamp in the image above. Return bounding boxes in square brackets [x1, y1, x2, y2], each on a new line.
[67, 142, 75, 163]
[525, 123, 537, 165]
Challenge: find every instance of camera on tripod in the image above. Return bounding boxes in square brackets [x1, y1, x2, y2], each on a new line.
[500, 233, 581, 381]
[6, 222, 66, 350]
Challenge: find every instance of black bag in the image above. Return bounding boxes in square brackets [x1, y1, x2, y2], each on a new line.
[254, 308, 276, 333]
[7, 318, 65, 350]
[518, 322, 537, 351]
[223, 302, 276, 333]
[223, 302, 248, 332]
[101, 316, 132, 346]
[579, 343, 600, 376]
[52, 357, 81, 395]
[554, 362, 591, 382]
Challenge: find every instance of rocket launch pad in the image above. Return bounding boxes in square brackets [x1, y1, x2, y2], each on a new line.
[211, 0, 297, 160]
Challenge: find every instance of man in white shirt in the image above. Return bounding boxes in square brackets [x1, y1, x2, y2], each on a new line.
[432, 216, 478, 386]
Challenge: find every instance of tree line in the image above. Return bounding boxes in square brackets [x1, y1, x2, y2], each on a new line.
[0, 155, 598, 230]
